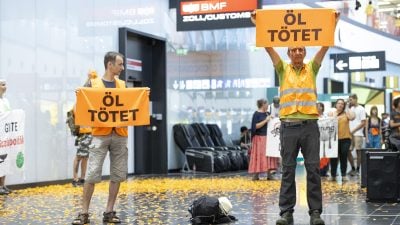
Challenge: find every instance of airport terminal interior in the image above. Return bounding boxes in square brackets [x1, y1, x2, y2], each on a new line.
[1, 0, 400, 224]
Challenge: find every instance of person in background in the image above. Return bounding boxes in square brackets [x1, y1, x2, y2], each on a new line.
[317, 102, 329, 178]
[381, 112, 389, 128]
[389, 98, 400, 151]
[251, 9, 340, 225]
[365, 106, 382, 149]
[248, 99, 278, 181]
[240, 126, 251, 150]
[381, 112, 390, 147]
[71, 71, 96, 187]
[269, 96, 280, 118]
[317, 102, 325, 118]
[71, 126, 92, 187]
[0, 79, 12, 195]
[348, 94, 366, 176]
[328, 99, 355, 182]
[269, 96, 282, 174]
[365, 1, 375, 27]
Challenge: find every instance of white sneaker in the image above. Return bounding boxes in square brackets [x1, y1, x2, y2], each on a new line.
[342, 176, 349, 182]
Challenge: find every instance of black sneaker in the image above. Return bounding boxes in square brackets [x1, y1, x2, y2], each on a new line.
[276, 211, 293, 225]
[78, 179, 85, 186]
[72, 180, 79, 187]
[310, 210, 325, 225]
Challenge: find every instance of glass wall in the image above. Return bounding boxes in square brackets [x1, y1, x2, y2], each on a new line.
[166, 46, 277, 169]
[0, 0, 168, 184]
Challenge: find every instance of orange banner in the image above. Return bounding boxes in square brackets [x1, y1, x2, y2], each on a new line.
[75, 88, 150, 127]
[180, 0, 257, 15]
[393, 91, 400, 99]
[256, 8, 336, 47]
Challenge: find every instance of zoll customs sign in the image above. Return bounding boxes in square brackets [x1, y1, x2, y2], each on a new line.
[75, 88, 150, 127]
[256, 9, 336, 47]
[177, 0, 261, 31]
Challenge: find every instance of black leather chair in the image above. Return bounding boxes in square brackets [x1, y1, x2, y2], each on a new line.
[206, 124, 241, 150]
[203, 123, 248, 170]
[173, 124, 230, 172]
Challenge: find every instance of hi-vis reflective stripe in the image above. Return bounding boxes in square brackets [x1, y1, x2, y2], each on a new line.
[281, 101, 317, 108]
[280, 88, 316, 96]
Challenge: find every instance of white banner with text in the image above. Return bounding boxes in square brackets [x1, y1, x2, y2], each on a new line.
[0, 110, 25, 176]
[266, 117, 338, 158]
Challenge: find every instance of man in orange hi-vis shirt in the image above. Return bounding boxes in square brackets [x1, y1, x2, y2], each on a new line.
[72, 52, 149, 225]
[251, 10, 340, 225]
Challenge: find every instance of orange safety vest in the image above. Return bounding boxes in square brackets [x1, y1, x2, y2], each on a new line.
[279, 63, 318, 117]
[90, 77, 128, 137]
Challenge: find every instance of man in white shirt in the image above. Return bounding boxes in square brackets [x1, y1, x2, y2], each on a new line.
[348, 93, 366, 176]
[268, 96, 280, 118]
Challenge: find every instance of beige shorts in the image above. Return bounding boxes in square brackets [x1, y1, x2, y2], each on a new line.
[350, 136, 363, 151]
[85, 132, 128, 183]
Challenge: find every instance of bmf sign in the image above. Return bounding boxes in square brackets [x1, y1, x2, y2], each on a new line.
[330, 51, 386, 73]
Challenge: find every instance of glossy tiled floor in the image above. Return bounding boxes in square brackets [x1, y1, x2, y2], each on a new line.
[1, 166, 399, 225]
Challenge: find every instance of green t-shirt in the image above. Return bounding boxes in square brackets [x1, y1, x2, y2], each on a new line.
[275, 59, 320, 120]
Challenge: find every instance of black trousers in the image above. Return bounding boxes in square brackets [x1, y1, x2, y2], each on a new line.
[330, 138, 351, 177]
[279, 120, 322, 216]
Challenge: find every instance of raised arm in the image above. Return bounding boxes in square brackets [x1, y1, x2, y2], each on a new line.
[313, 11, 341, 66]
[265, 47, 281, 66]
[313, 47, 329, 67]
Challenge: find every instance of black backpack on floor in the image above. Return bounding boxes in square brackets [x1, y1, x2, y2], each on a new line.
[188, 196, 237, 225]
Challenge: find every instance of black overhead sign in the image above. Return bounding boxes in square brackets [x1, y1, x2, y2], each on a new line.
[330, 51, 386, 73]
[176, 0, 261, 31]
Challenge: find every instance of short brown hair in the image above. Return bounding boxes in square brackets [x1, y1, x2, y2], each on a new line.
[104, 51, 124, 69]
[349, 93, 358, 99]
[257, 99, 267, 108]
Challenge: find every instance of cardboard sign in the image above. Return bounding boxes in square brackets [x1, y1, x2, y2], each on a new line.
[76, 88, 150, 127]
[0, 110, 25, 176]
[256, 8, 336, 47]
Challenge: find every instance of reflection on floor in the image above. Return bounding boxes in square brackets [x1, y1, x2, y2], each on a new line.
[0, 167, 399, 225]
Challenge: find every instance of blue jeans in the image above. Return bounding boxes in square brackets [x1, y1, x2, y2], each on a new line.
[366, 133, 381, 149]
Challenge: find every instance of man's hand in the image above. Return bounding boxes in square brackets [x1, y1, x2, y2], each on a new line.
[88, 69, 97, 79]
[334, 11, 341, 28]
[335, 11, 341, 23]
[250, 10, 256, 25]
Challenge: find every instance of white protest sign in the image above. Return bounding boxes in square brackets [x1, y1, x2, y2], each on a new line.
[0, 109, 25, 176]
[266, 118, 281, 157]
[266, 117, 338, 158]
[318, 117, 338, 158]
